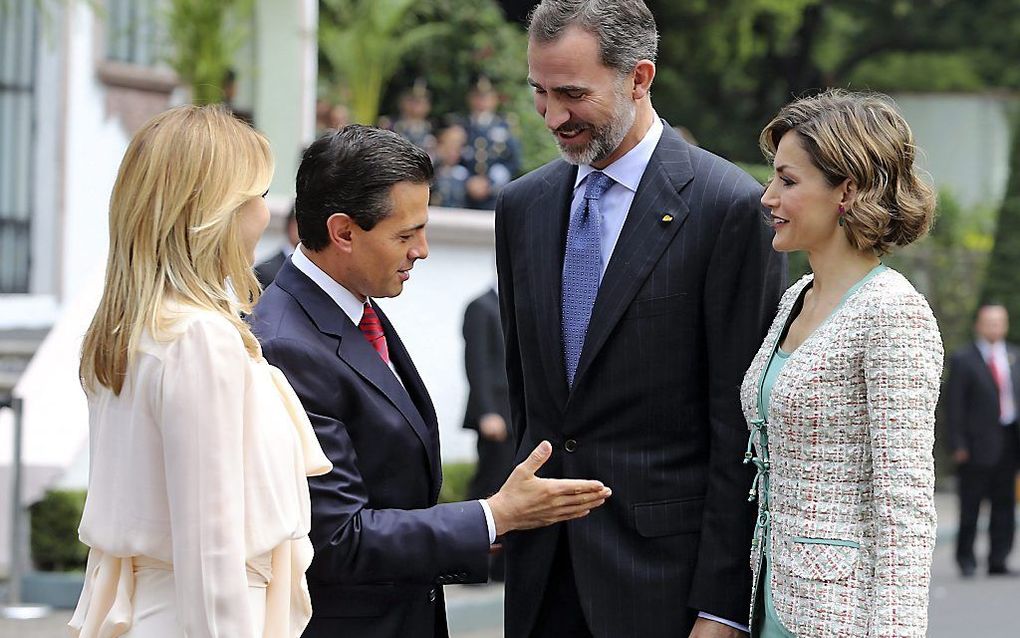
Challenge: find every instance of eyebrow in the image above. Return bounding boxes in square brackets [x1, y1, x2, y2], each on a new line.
[397, 222, 427, 234]
[527, 78, 587, 94]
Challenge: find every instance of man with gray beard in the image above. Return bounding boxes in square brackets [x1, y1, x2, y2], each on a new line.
[494, 1, 786, 636]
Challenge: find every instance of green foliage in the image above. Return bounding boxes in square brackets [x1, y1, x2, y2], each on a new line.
[30, 489, 88, 572]
[439, 462, 476, 504]
[646, 0, 1020, 162]
[982, 109, 1020, 331]
[319, 0, 450, 125]
[849, 53, 987, 93]
[166, 0, 253, 105]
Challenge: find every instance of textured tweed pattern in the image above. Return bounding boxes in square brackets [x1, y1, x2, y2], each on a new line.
[741, 268, 943, 637]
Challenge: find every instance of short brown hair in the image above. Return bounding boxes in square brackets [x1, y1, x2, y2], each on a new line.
[760, 89, 936, 255]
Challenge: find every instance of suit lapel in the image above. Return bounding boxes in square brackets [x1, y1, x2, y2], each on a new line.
[274, 260, 439, 487]
[375, 304, 443, 499]
[527, 161, 578, 412]
[570, 125, 695, 392]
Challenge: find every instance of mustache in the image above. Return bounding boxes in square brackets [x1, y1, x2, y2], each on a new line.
[552, 122, 591, 134]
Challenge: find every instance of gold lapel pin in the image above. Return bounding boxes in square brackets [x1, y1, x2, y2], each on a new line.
[661, 214, 674, 223]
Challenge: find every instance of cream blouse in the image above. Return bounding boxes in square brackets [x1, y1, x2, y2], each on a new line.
[70, 305, 331, 637]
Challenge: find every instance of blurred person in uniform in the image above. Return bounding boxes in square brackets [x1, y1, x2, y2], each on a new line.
[461, 76, 521, 209]
[462, 285, 515, 581]
[255, 206, 300, 288]
[389, 80, 437, 158]
[947, 302, 1020, 577]
[329, 103, 350, 131]
[430, 125, 471, 209]
[316, 99, 333, 135]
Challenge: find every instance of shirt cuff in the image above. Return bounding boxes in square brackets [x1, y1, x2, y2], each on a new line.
[478, 499, 497, 544]
[697, 612, 749, 634]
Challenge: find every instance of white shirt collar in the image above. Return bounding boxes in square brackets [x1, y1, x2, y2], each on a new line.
[574, 115, 664, 193]
[291, 244, 368, 325]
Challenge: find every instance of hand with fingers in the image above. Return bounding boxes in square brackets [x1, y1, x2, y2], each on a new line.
[485, 441, 611, 536]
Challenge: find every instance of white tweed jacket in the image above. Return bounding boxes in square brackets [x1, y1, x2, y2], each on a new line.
[740, 267, 943, 637]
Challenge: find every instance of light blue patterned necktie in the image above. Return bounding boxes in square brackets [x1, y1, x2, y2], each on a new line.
[562, 170, 613, 387]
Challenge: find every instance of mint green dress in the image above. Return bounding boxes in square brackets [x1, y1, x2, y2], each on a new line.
[750, 264, 887, 638]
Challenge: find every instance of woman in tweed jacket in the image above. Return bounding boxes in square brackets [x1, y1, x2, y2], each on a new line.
[741, 90, 943, 637]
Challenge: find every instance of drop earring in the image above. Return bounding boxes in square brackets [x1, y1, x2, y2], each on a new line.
[838, 204, 846, 227]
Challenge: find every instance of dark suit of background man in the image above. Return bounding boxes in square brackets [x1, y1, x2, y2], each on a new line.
[254, 206, 299, 288]
[496, 2, 786, 637]
[249, 125, 610, 638]
[947, 302, 1020, 577]
[462, 287, 516, 581]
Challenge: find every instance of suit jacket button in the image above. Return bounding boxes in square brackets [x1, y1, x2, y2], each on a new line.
[428, 588, 437, 603]
[564, 439, 578, 453]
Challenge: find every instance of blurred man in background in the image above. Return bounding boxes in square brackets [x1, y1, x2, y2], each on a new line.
[947, 302, 1020, 577]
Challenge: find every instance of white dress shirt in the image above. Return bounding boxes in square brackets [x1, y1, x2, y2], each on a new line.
[573, 118, 747, 634]
[572, 115, 663, 279]
[290, 245, 498, 543]
[977, 338, 1017, 424]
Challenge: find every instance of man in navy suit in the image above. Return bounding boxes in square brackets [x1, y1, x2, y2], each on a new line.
[495, 1, 785, 636]
[249, 125, 610, 638]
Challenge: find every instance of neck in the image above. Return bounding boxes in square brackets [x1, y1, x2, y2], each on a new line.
[591, 100, 656, 170]
[805, 241, 881, 300]
[301, 245, 367, 302]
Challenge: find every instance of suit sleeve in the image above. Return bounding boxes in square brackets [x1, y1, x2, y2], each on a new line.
[864, 296, 942, 637]
[688, 187, 786, 620]
[262, 337, 490, 586]
[945, 351, 970, 453]
[462, 300, 500, 430]
[495, 189, 527, 452]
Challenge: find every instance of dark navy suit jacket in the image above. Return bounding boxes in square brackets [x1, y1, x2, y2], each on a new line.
[946, 341, 1020, 466]
[249, 259, 489, 638]
[495, 122, 786, 637]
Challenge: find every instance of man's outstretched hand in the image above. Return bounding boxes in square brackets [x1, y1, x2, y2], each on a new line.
[486, 441, 611, 536]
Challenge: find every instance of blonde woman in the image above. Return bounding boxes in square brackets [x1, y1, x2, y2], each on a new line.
[741, 90, 943, 637]
[71, 105, 330, 637]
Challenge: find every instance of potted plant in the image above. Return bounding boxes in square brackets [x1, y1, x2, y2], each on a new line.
[22, 489, 88, 608]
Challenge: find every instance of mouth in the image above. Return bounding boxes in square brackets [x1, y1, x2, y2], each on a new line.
[770, 214, 790, 227]
[553, 126, 590, 144]
[397, 267, 411, 282]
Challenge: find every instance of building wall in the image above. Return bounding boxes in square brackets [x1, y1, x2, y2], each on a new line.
[893, 92, 1014, 210]
[0, 0, 322, 573]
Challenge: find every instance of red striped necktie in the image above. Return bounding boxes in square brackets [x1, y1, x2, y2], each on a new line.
[359, 302, 390, 364]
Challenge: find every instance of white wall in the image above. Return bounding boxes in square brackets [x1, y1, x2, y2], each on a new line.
[61, 3, 126, 302]
[893, 92, 1014, 210]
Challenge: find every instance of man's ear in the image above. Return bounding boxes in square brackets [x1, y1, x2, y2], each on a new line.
[326, 213, 356, 254]
[632, 60, 656, 100]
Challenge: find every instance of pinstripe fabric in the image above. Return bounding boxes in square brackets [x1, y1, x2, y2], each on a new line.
[495, 122, 787, 638]
[741, 269, 942, 637]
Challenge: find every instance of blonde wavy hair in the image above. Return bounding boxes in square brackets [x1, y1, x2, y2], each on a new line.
[760, 89, 936, 255]
[81, 105, 274, 394]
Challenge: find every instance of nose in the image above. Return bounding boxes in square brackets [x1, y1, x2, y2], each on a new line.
[543, 96, 570, 131]
[761, 178, 779, 210]
[410, 230, 429, 261]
